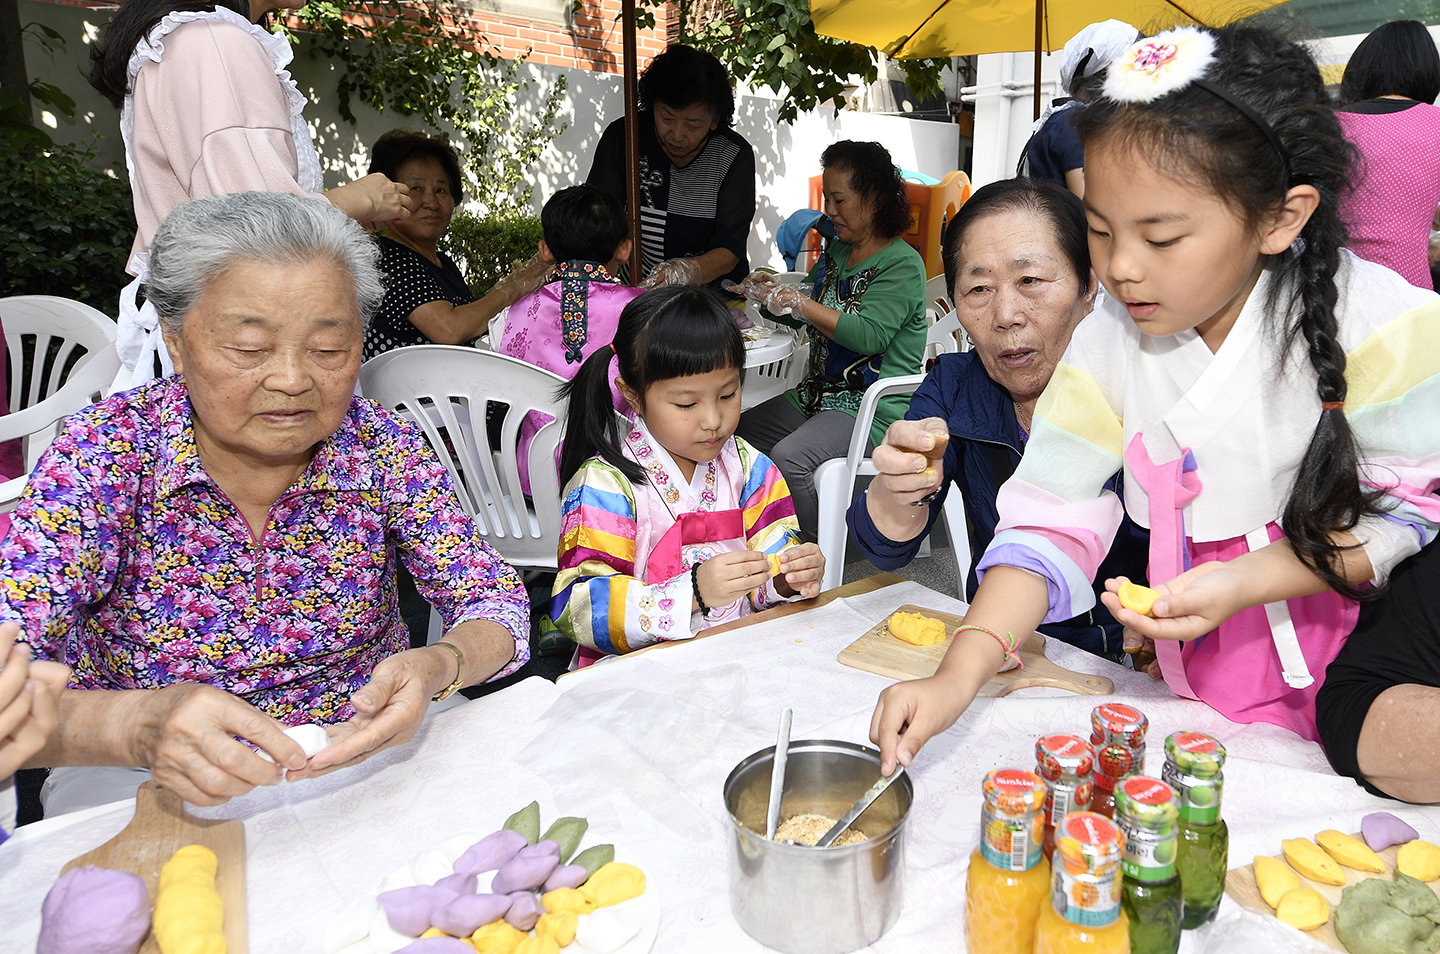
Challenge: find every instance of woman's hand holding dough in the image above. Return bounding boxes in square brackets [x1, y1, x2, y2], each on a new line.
[871, 418, 949, 503]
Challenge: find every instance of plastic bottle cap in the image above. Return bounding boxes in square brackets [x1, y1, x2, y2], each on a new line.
[1163, 731, 1227, 779]
[1035, 734, 1096, 781]
[982, 768, 1047, 816]
[1054, 811, 1125, 873]
[1114, 776, 1179, 830]
[1090, 703, 1148, 747]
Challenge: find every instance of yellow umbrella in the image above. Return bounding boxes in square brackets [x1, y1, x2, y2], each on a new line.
[810, 0, 1290, 116]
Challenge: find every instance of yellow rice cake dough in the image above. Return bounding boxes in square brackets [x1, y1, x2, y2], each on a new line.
[887, 612, 947, 646]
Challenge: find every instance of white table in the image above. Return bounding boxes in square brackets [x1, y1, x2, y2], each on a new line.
[4, 578, 1437, 952]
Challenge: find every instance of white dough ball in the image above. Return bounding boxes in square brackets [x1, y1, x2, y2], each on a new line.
[410, 849, 451, 886]
[376, 862, 419, 894]
[575, 907, 641, 954]
[436, 833, 474, 869]
[323, 896, 377, 953]
[257, 724, 332, 764]
[368, 904, 414, 953]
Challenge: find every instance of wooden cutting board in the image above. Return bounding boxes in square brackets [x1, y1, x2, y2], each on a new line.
[1224, 832, 1440, 952]
[837, 604, 1114, 697]
[60, 781, 247, 954]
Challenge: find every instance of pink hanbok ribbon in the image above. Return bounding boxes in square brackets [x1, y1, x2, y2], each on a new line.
[1125, 433, 1203, 701]
[646, 509, 746, 582]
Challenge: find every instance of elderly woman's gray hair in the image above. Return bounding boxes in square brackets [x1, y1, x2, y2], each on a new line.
[146, 192, 385, 333]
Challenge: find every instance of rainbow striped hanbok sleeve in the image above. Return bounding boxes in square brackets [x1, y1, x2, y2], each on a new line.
[550, 458, 694, 655]
[736, 440, 802, 610]
[1343, 299, 1440, 578]
[975, 359, 1128, 623]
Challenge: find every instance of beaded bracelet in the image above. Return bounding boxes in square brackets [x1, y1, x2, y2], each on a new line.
[955, 624, 1025, 669]
[692, 565, 710, 616]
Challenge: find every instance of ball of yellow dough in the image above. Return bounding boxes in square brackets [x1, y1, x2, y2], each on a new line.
[1276, 887, 1330, 931]
[1397, 840, 1440, 882]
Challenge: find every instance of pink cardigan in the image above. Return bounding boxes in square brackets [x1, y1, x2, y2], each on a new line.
[1337, 102, 1440, 289]
[126, 17, 324, 266]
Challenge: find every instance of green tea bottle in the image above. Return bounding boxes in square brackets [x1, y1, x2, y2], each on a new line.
[1162, 732, 1228, 928]
[1114, 775, 1184, 953]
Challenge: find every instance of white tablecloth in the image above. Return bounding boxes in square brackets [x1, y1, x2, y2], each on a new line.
[3, 579, 1438, 953]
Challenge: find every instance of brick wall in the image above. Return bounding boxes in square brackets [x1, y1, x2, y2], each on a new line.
[30, 0, 674, 74]
[479, 0, 673, 71]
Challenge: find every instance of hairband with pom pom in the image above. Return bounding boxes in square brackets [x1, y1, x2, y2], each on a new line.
[1101, 26, 1293, 182]
[1103, 27, 1216, 103]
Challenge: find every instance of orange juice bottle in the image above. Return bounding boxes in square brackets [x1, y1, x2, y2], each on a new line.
[964, 769, 1050, 954]
[1035, 812, 1130, 953]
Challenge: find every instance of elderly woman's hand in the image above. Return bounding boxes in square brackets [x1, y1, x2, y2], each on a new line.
[292, 644, 459, 780]
[734, 273, 807, 317]
[641, 257, 703, 289]
[325, 173, 418, 232]
[872, 418, 949, 503]
[134, 683, 306, 806]
[0, 626, 70, 776]
[490, 253, 551, 306]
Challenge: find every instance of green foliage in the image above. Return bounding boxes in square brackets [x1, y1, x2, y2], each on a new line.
[664, 0, 948, 122]
[289, 0, 568, 216]
[439, 210, 543, 295]
[2, 21, 77, 149]
[0, 137, 133, 314]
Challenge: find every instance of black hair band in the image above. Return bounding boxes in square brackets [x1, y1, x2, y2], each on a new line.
[1193, 78, 1294, 183]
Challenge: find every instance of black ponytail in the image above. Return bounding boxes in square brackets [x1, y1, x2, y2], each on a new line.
[1078, 26, 1383, 601]
[558, 285, 747, 486]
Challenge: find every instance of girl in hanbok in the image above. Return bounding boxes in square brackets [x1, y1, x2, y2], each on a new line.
[552, 286, 826, 662]
[868, 26, 1440, 800]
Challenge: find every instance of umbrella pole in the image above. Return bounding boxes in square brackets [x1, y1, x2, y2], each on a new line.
[623, 0, 642, 284]
[1033, 0, 1042, 120]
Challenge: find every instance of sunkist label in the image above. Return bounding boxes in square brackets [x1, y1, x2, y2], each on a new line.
[1051, 812, 1124, 927]
[980, 769, 1045, 872]
[1115, 778, 1178, 883]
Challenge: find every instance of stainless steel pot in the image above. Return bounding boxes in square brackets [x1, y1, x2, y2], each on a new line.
[724, 739, 913, 954]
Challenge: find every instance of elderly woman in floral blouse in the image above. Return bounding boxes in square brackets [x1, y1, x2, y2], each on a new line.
[0, 192, 529, 814]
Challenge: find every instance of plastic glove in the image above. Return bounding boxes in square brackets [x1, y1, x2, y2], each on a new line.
[641, 257, 703, 288]
[738, 278, 806, 317]
[491, 253, 550, 305]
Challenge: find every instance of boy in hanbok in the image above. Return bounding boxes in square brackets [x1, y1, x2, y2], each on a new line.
[866, 27, 1440, 802]
[552, 286, 826, 663]
[490, 185, 644, 495]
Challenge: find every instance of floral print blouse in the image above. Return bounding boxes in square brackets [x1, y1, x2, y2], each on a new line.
[0, 377, 530, 725]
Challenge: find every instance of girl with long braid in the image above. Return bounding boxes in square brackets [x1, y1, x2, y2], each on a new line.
[868, 26, 1440, 801]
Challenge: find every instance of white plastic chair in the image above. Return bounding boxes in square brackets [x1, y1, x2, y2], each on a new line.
[0, 297, 121, 511]
[361, 345, 567, 567]
[813, 374, 971, 594]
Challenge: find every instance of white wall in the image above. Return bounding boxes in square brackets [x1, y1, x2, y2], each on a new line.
[967, 50, 1062, 190]
[21, 0, 959, 273]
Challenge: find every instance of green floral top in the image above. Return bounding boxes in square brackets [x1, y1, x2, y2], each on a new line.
[785, 236, 927, 444]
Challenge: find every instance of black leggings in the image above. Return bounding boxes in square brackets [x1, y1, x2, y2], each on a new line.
[1315, 538, 1440, 799]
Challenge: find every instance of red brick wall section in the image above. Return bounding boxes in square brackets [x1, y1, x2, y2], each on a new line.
[31, 0, 674, 73]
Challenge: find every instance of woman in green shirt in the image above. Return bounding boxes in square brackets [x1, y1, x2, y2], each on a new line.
[735, 140, 928, 541]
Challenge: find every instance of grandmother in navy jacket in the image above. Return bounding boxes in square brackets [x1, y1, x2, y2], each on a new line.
[846, 178, 1148, 662]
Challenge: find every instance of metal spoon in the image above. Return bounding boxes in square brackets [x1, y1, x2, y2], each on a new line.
[815, 766, 907, 848]
[765, 707, 793, 840]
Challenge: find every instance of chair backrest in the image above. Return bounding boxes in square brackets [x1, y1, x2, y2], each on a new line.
[0, 296, 118, 415]
[359, 346, 568, 571]
[0, 342, 121, 472]
[842, 373, 927, 476]
[927, 312, 962, 358]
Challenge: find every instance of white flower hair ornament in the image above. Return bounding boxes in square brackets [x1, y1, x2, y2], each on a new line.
[1103, 27, 1217, 103]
